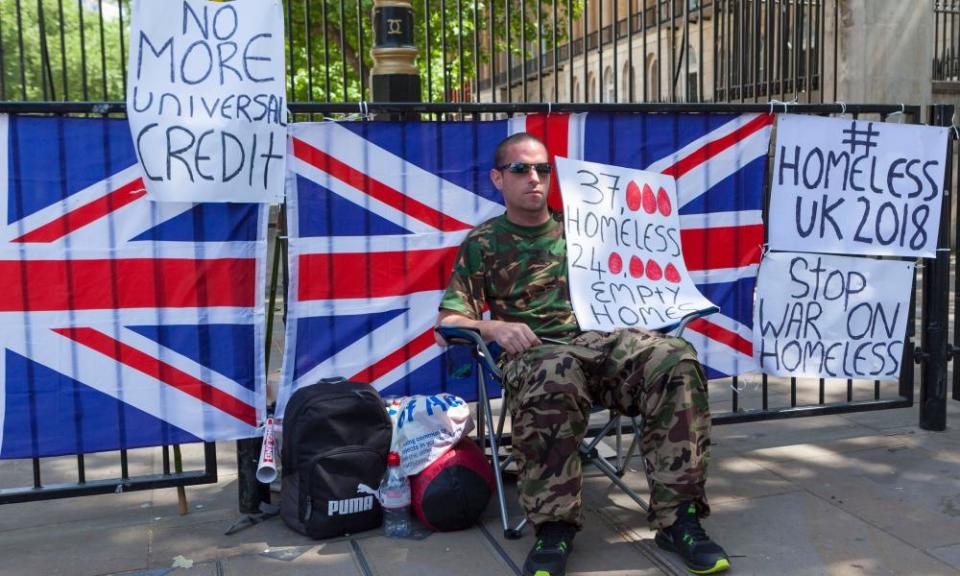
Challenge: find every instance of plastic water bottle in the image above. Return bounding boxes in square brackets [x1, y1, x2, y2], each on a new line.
[380, 451, 412, 537]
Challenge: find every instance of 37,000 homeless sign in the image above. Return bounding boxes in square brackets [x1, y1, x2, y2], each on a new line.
[754, 251, 913, 380]
[127, 0, 286, 203]
[555, 157, 716, 332]
[768, 114, 948, 258]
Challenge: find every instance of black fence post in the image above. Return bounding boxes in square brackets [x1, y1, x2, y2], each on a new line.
[920, 104, 954, 431]
[370, 0, 421, 105]
[237, 437, 269, 514]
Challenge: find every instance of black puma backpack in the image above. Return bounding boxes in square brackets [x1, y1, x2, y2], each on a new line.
[280, 379, 392, 539]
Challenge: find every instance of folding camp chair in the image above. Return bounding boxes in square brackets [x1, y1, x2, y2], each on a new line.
[436, 306, 718, 540]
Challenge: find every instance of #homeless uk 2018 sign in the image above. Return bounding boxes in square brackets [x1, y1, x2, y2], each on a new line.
[754, 252, 913, 380]
[127, 0, 286, 203]
[555, 157, 716, 331]
[768, 114, 947, 257]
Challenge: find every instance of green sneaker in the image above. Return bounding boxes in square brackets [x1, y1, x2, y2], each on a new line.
[522, 521, 577, 576]
[655, 502, 730, 574]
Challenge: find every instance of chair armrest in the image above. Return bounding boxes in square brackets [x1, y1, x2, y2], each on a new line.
[671, 305, 720, 338]
[435, 325, 503, 379]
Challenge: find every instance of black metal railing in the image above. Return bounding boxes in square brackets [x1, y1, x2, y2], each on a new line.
[267, 100, 931, 429]
[0, 99, 943, 431]
[0, 443, 217, 504]
[0, 1, 952, 506]
[934, 0, 960, 82]
[1, 0, 835, 108]
[479, 0, 831, 105]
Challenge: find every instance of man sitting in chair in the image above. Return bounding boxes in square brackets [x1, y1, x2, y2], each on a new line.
[436, 133, 730, 576]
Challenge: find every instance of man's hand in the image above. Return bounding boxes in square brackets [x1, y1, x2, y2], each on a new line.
[485, 320, 541, 355]
[436, 312, 541, 355]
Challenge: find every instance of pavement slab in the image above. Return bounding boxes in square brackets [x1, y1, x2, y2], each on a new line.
[706, 491, 958, 576]
[743, 437, 960, 551]
[2, 404, 960, 576]
[1, 518, 150, 576]
[221, 541, 361, 576]
[932, 543, 960, 572]
[358, 530, 516, 576]
[710, 414, 876, 456]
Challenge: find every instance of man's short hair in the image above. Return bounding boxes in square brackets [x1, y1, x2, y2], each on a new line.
[493, 132, 547, 167]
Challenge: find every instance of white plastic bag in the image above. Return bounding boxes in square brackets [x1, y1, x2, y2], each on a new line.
[384, 394, 474, 476]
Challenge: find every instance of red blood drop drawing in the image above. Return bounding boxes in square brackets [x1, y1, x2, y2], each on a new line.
[665, 262, 681, 283]
[642, 183, 657, 214]
[626, 181, 642, 211]
[629, 256, 644, 278]
[657, 187, 672, 216]
[646, 259, 663, 281]
[608, 252, 623, 274]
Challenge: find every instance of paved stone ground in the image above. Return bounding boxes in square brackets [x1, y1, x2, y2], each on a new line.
[2, 393, 959, 575]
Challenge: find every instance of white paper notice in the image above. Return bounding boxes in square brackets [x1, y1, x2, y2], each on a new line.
[555, 156, 717, 332]
[768, 114, 948, 258]
[753, 251, 914, 380]
[127, 0, 286, 203]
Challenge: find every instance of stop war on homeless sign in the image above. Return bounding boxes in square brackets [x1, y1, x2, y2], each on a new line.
[555, 157, 716, 332]
[768, 114, 948, 257]
[127, 0, 286, 203]
[754, 252, 913, 380]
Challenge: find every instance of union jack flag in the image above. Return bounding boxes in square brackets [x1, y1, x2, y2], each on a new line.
[0, 115, 267, 459]
[278, 113, 771, 415]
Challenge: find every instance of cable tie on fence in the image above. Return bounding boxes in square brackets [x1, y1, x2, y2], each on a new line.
[951, 123, 960, 142]
[768, 99, 789, 115]
[887, 103, 906, 123]
[835, 100, 847, 115]
[547, 102, 552, 115]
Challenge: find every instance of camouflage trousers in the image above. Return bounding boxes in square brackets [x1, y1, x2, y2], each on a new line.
[501, 328, 712, 530]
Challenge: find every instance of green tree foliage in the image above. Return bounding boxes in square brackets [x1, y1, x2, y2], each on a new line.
[1, 0, 129, 101]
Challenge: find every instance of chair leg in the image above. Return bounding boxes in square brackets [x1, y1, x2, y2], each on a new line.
[616, 414, 624, 471]
[617, 416, 643, 476]
[477, 369, 524, 539]
[580, 411, 649, 512]
[496, 391, 508, 442]
[587, 452, 649, 512]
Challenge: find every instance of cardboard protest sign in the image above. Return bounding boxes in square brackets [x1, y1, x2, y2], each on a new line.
[768, 114, 948, 258]
[127, 0, 286, 203]
[555, 156, 716, 332]
[754, 251, 913, 380]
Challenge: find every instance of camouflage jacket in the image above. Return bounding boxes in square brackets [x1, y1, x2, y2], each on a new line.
[439, 214, 580, 338]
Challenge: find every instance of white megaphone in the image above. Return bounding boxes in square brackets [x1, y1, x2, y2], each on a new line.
[256, 417, 278, 484]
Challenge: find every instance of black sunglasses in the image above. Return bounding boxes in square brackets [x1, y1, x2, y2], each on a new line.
[497, 161, 552, 175]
